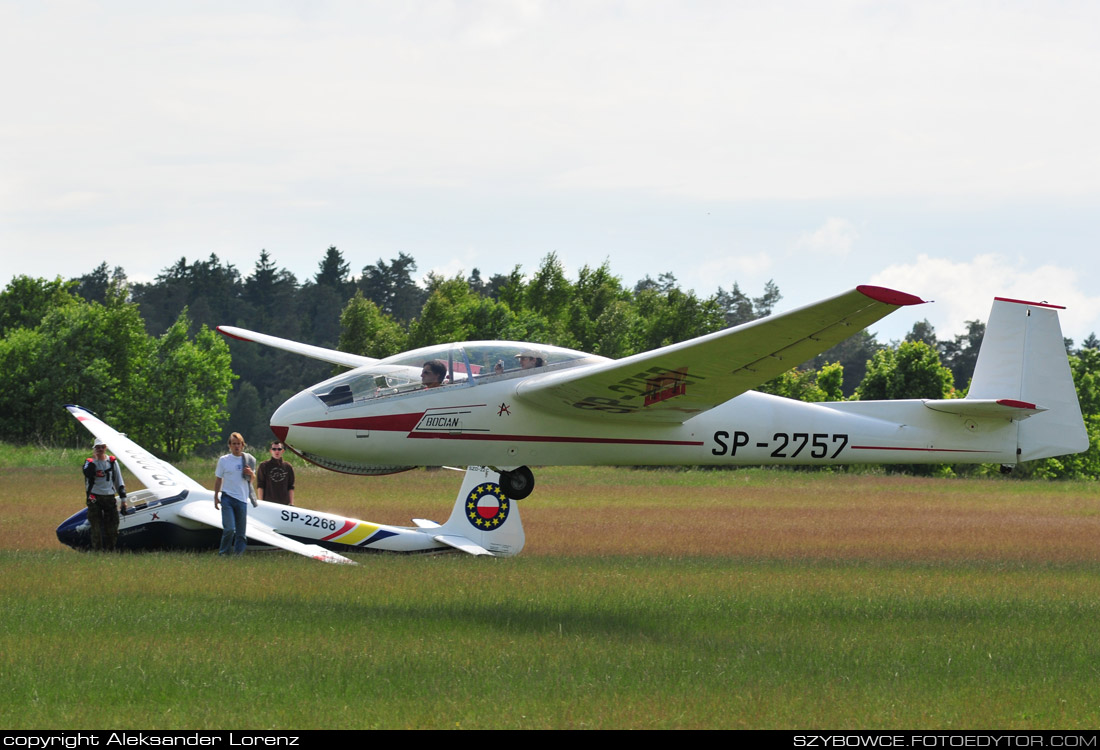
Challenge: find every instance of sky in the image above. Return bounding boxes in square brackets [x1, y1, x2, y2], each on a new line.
[3, 0, 1100, 345]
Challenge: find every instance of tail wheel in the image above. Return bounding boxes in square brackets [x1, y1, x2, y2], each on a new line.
[499, 466, 535, 500]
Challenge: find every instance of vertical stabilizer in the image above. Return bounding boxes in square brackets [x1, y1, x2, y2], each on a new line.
[438, 467, 525, 557]
[968, 298, 1087, 462]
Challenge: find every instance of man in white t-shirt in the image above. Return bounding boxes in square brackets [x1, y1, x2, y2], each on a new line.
[213, 432, 256, 555]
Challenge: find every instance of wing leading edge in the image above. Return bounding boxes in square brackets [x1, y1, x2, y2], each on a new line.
[515, 285, 926, 423]
[217, 326, 377, 369]
[65, 405, 206, 494]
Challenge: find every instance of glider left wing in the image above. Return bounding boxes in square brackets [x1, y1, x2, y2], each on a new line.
[66, 405, 206, 494]
[217, 326, 377, 369]
[176, 502, 355, 565]
[515, 285, 926, 423]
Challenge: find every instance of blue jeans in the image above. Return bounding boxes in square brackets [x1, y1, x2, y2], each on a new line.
[219, 494, 248, 555]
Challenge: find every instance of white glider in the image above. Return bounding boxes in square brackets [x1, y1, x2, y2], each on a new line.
[57, 406, 525, 562]
[219, 288, 1088, 498]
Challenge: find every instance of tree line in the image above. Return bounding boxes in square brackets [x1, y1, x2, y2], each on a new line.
[2, 246, 1097, 477]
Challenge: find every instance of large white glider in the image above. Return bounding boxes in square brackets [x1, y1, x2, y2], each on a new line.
[218, 287, 1088, 498]
[57, 406, 525, 562]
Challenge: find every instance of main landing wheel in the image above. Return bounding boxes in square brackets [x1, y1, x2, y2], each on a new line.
[498, 466, 535, 500]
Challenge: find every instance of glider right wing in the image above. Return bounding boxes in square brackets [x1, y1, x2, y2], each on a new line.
[176, 501, 356, 565]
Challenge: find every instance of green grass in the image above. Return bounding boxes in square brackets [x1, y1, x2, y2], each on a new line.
[6, 456, 1100, 728]
[3, 551, 1100, 729]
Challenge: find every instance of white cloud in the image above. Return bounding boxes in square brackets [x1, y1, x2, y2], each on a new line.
[870, 254, 1100, 343]
[796, 218, 859, 257]
[2, 1, 1100, 312]
[679, 253, 773, 295]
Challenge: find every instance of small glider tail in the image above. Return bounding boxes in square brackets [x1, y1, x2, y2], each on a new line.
[966, 298, 1088, 462]
[437, 467, 525, 557]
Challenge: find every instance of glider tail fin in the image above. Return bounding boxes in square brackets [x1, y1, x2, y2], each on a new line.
[437, 467, 525, 557]
[966, 298, 1088, 462]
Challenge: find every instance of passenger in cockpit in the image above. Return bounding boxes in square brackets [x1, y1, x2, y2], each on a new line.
[516, 349, 545, 370]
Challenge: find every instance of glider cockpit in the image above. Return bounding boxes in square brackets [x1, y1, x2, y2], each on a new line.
[309, 340, 607, 409]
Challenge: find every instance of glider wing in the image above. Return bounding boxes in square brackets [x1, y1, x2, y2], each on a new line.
[177, 500, 355, 565]
[217, 326, 377, 369]
[66, 405, 206, 494]
[515, 285, 926, 423]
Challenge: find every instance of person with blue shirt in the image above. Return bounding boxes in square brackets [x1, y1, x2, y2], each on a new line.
[213, 432, 257, 555]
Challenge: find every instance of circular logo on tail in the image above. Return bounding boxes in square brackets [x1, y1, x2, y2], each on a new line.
[465, 482, 510, 531]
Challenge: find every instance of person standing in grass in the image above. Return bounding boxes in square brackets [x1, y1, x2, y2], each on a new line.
[82, 439, 126, 551]
[213, 432, 257, 556]
[256, 440, 295, 506]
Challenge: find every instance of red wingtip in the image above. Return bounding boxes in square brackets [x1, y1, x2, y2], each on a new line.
[856, 285, 927, 307]
[216, 326, 249, 341]
[993, 297, 1065, 310]
[996, 399, 1038, 410]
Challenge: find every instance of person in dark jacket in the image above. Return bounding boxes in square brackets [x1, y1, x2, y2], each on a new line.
[82, 440, 126, 551]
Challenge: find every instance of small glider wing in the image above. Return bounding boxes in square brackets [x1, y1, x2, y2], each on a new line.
[432, 534, 493, 556]
[217, 326, 377, 369]
[177, 501, 355, 565]
[66, 405, 206, 494]
[515, 285, 926, 423]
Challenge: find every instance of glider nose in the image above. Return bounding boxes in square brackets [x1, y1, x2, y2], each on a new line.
[56, 508, 90, 550]
[270, 389, 323, 447]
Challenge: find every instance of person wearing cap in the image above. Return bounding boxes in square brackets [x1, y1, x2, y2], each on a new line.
[82, 440, 127, 551]
[515, 349, 545, 370]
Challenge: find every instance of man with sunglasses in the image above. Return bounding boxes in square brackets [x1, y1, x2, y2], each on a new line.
[255, 441, 295, 506]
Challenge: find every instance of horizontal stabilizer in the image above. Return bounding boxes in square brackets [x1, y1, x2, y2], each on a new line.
[433, 534, 493, 556]
[412, 518, 442, 528]
[924, 398, 1045, 420]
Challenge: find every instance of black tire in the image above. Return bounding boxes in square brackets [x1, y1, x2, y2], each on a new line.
[499, 466, 535, 500]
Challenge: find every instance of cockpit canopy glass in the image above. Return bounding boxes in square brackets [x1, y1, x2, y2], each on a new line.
[309, 341, 606, 407]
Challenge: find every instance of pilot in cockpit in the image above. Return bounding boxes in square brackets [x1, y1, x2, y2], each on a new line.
[421, 359, 447, 388]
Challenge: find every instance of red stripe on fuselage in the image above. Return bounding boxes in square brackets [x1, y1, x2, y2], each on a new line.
[293, 413, 425, 431]
[850, 445, 999, 453]
[407, 432, 703, 446]
[287, 412, 703, 447]
[321, 520, 356, 541]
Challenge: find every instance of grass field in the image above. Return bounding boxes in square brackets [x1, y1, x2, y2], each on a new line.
[2, 453, 1099, 729]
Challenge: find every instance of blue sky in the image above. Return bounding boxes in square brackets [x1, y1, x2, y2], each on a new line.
[3, 0, 1099, 344]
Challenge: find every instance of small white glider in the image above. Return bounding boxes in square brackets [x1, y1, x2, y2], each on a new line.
[57, 406, 525, 563]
